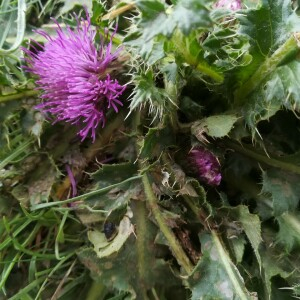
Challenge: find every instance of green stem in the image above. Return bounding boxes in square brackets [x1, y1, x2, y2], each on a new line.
[101, 3, 135, 21]
[0, 89, 39, 103]
[134, 111, 193, 274]
[173, 30, 224, 83]
[85, 280, 107, 300]
[234, 33, 300, 104]
[225, 140, 300, 175]
[196, 60, 224, 83]
[31, 175, 142, 210]
[133, 200, 150, 299]
[141, 172, 193, 274]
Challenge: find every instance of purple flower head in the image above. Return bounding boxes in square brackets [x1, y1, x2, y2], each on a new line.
[188, 146, 221, 186]
[22, 10, 126, 142]
[214, 0, 242, 10]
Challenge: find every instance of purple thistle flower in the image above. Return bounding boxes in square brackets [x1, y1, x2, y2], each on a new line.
[188, 146, 221, 186]
[214, 0, 242, 10]
[22, 11, 126, 142]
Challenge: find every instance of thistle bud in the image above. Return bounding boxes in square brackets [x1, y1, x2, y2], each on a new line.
[188, 146, 221, 186]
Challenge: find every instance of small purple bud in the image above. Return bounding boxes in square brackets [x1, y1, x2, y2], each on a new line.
[188, 146, 221, 186]
[22, 9, 126, 142]
[214, 0, 242, 10]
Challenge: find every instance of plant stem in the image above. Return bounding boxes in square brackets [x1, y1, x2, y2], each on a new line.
[85, 280, 107, 300]
[234, 33, 300, 104]
[134, 111, 193, 274]
[0, 89, 39, 103]
[224, 140, 300, 175]
[32, 175, 142, 210]
[101, 3, 135, 21]
[141, 172, 193, 274]
[196, 60, 224, 83]
[173, 30, 224, 83]
[132, 200, 150, 299]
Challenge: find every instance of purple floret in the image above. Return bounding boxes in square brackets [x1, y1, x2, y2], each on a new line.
[214, 0, 242, 10]
[22, 11, 125, 142]
[188, 146, 222, 186]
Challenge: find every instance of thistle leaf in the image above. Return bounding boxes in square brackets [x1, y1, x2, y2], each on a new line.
[228, 205, 262, 269]
[187, 232, 253, 300]
[261, 169, 300, 216]
[192, 114, 239, 138]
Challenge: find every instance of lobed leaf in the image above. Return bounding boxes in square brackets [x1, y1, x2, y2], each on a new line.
[187, 232, 253, 300]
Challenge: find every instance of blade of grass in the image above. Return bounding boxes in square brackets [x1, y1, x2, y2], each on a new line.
[0, 0, 26, 55]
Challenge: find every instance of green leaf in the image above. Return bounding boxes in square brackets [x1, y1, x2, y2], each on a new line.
[11, 154, 58, 206]
[127, 0, 212, 66]
[139, 125, 175, 159]
[58, 0, 93, 16]
[168, 0, 212, 35]
[228, 205, 262, 269]
[260, 249, 291, 299]
[161, 61, 178, 84]
[261, 169, 300, 216]
[91, 163, 138, 186]
[78, 203, 179, 298]
[242, 60, 300, 129]
[192, 114, 239, 138]
[136, 0, 211, 40]
[129, 69, 171, 118]
[83, 163, 140, 214]
[276, 213, 300, 252]
[232, 1, 300, 128]
[237, 0, 300, 85]
[91, 0, 106, 26]
[229, 236, 246, 264]
[187, 232, 252, 300]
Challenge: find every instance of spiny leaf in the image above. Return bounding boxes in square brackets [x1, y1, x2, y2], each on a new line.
[187, 232, 253, 300]
[129, 69, 171, 118]
[136, 0, 211, 40]
[228, 205, 262, 269]
[192, 114, 239, 138]
[242, 60, 300, 129]
[139, 125, 175, 159]
[237, 0, 300, 85]
[261, 169, 300, 216]
[229, 236, 247, 264]
[83, 163, 140, 215]
[260, 249, 291, 299]
[276, 213, 300, 252]
[78, 202, 179, 298]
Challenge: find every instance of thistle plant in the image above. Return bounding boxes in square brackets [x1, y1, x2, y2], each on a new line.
[2, 0, 300, 299]
[22, 10, 125, 141]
